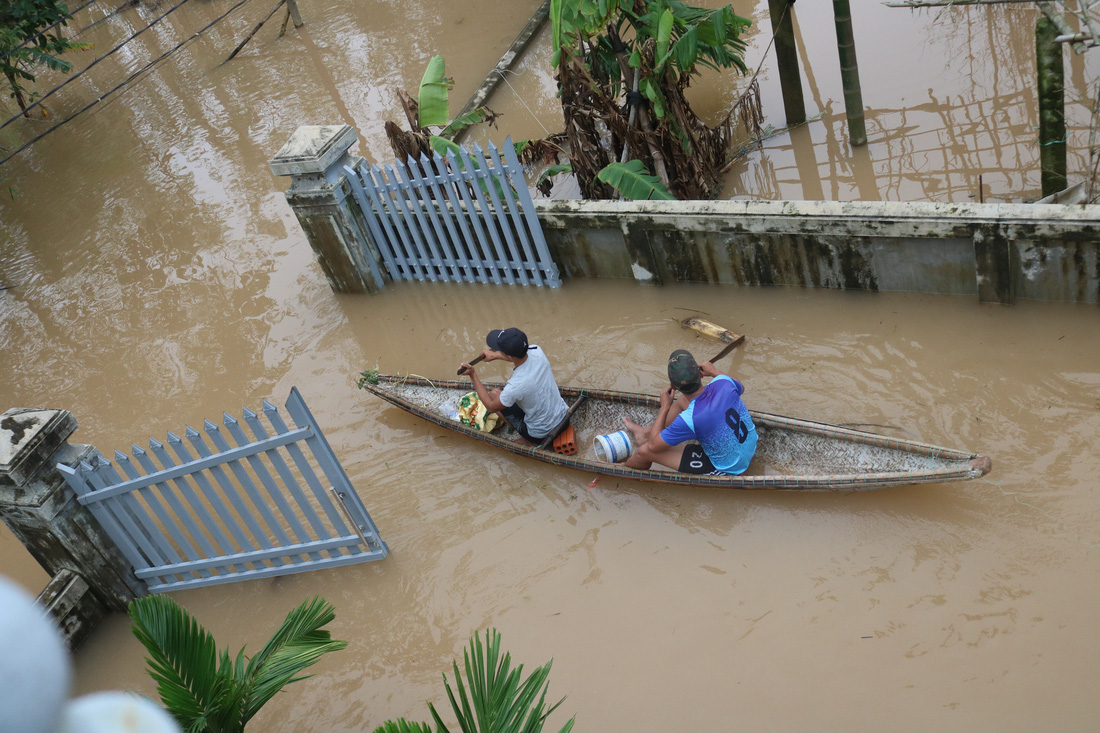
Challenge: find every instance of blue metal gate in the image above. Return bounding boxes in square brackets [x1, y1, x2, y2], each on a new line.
[57, 388, 388, 593]
[345, 137, 561, 288]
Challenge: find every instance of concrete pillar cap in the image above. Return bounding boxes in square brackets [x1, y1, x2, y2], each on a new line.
[270, 124, 358, 178]
[0, 409, 75, 487]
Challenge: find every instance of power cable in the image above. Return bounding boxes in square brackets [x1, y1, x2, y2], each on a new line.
[0, 0, 196, 131]
[0, 0, 257, 168]
[0, 0, 101, 64]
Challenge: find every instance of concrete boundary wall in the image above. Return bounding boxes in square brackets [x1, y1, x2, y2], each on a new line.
[535, 199, 1100, 303]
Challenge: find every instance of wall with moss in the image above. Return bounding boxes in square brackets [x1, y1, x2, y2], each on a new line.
[536, 200, 1100, 304]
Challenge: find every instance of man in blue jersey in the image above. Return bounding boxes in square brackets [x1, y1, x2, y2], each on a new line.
[458, 327, 569, 444]
[622, 349, 757, 475]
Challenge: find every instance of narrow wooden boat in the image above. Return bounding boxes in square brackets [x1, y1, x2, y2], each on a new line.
[358, 374, 993, 491]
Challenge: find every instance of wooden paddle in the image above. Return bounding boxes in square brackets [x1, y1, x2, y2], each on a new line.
[456, 354, 485, 376]
[538, 392, 587, 450]
[707, 334, 745, 365]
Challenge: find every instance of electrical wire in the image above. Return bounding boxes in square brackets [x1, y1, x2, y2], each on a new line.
[0, 0, 196, 131]
[0, 0, 257, 168]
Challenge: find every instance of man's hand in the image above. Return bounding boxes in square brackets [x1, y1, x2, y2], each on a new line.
[459, 363, 475, 377]
[699, 361, 720, 379]
[659, 385, 675, 408]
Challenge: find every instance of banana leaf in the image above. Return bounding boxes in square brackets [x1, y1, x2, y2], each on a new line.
[537, 163, 573, 188]
[418, 55, 454, 128]
[655, 8, 674, 67]
[597, 160, 675, 200]
[440, 108, 490, 138]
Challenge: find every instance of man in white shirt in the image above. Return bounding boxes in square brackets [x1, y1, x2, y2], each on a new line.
[458, 328, 569, 443]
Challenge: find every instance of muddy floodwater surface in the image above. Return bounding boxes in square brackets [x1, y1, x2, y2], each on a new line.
[1, 0, 1099, 730]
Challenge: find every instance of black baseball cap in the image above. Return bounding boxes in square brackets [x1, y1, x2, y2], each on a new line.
[668, 349, 702, 392]
[486, 328, 529, 358]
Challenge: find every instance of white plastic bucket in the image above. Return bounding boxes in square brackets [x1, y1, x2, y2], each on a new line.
[593, 430, 634, 463]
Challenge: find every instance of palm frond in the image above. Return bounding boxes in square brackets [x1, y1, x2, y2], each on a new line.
[372, 719, 435, 733]
[130, 595, 240, 733]
[241, 597, 347, 723]
[427, 629, 574, 733]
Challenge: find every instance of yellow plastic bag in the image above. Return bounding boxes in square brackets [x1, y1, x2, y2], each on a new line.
[457, 392, 501, 432]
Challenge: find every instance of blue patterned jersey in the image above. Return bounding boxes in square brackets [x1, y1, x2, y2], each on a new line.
[660, 375, 758, 475]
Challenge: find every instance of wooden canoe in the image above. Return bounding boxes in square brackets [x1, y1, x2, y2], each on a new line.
[358, 374, 993, 491]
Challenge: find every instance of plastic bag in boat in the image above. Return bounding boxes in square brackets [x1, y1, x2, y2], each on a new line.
[457, 392, 500, 432]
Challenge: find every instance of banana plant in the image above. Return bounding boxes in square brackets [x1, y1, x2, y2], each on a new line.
[547, 0, 758, 199]
[415, 55, 493, 144]
[383, 55, 513, 198]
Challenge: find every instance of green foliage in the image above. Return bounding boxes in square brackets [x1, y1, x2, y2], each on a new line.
[440, 109, 491, 138]
[536, 163, 573, 193]
[597, 160, 674, 200]
[358, 369, 381, 387]
[428, 135, 510, 200]
[373, 721, 434, 733]
[429, 134, 462, 159]
[550, 0, 620, 67]
[129, 595, 347, 733]
[551, 0, 749, 75]
[636, 2, 750, 75]
[417, 55, 454, 128]
[550, 0, 751, 150]
[0, 0, 89, 110]
[374, 629, 574, 733]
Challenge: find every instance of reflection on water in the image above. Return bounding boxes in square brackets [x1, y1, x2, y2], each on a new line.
[1, 0, 1099, 730]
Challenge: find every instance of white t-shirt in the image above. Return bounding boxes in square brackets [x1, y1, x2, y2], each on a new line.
[498, 345, 568, 437]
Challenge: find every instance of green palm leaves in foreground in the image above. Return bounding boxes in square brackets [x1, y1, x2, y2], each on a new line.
[129, 595, 347, 733]
[377, 629, 575, 733]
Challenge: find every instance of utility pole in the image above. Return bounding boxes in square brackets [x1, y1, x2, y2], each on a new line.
[832, 0, 867, 147]
[767, 0, 805, 125]
[1036, 16, 1067, 196]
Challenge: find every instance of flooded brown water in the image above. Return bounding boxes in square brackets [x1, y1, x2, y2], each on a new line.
[1, 0, 1099, 730]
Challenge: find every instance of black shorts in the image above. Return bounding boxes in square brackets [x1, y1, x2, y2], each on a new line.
[500, 403, 565, 443]
[678, 444, 723, 475]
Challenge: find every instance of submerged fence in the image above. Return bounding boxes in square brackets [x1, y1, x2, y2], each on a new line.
[345, 137, 560, 288]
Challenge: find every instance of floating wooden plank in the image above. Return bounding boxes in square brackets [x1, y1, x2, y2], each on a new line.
[680, 316, 745, 346]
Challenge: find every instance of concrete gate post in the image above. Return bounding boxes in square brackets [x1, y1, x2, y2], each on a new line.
[270, 124, 390, 294]
[0, 409, 143, 646]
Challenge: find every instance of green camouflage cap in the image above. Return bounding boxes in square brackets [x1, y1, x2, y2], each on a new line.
[667, 349, 702, 392]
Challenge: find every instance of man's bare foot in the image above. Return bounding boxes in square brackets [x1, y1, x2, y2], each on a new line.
[622, 417, 649, 445]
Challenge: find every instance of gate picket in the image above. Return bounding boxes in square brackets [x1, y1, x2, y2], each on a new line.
[344, 137, 560, 288]
[118, 447, 213, 578]
[57, 389, 388, 592]
[222, 414, 323, 562]
[260, 399, 358, 551]
[240, 405, 337, 558]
